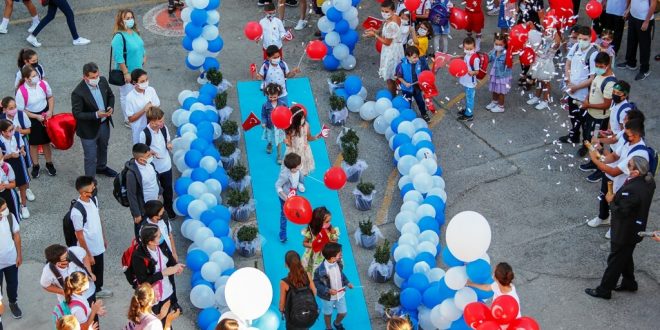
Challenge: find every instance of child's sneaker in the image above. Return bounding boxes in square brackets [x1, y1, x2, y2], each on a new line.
[490, 105, 505, 113]
[294, 19, 307, 31]
[73, 37, 91, 46]
[422, 113, 431, 122]
[457, 114, 473, 122]
[485, 101, 497, 110]
[266, 143, 272, 154]
[526, 96, 539, 105]
[535, 101, 548, 110]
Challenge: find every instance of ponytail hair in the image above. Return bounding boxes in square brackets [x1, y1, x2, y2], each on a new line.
[17, 48, 36, 69]
[0, 96, 15, 113]
[64, 271, 88, 304]
[494, 262, 515, 287]
[45, 244, 69, 288]
[127, 283, 156, 323]
[17, 65, 36, 91]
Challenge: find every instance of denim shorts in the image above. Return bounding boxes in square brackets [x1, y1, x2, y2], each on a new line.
[432, 23, 450, 35]
[321, 296, 347, 315]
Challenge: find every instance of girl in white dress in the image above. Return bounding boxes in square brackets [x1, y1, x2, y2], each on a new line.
[467, 262, 522, 318]
[364, 0, 405, 96]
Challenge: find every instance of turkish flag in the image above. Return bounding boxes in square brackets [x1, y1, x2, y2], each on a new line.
[432, 52, 452, 73]
[312, 230, 330, 253]
[419, 80, 438, 98]
[242, 112, 261, 131]
[283, 29, 294, 41]
[362, 16, 383, 30]
[249, 63, 257, 79]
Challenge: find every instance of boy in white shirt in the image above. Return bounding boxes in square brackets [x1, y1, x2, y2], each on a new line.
[125, 143, 162, 238]
[71, 176, 112, 298]
[139, 107, 174, 219]
[259, 3, 286, 60]
[0, 197, 21, 319]
[457, 37, 479, 121]
[257, 45, 301, 105]
[125, 69, 160, 144]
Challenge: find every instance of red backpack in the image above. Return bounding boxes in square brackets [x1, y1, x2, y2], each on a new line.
[469, 52, 489, 80]
[121, 239, 150, 288]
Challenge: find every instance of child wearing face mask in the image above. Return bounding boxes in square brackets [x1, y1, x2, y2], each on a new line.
[457, 37, 480, 121]
[259, 3, 286, 60]
[364, 0, 405, 96]
[302, 207, 339, 274]
[0, 120, 30, 219]
[396, 46, 433, 122]
[257, 45, 301, 106]
[313, 242, 353, 330]
[486, 33, 513, 113]
[398, 10, 412, 50]
[429, 0, 453, 53]
[15, 48, 45, 89]
[139, 107, 174, 219]
[596, 30, 616, 63]
[284, 106, 319, 176]
[63, 272, 105, 330]
[125, 69, 160, 144]
[125, 143, 162, 239]
[275, 153, 306, 242]
[0, 149, 20, 223]
[410, 20, 433, 56]
[261, 83, 287, 164]
[0, 97, 34, 202]
[143, 200, 178, 263]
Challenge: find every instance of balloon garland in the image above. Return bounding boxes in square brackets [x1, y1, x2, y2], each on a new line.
[181, 0, 224, 74]
[317, 0, 361, 71]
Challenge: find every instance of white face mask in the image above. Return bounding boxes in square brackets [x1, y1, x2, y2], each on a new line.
[1, 209, 8, 218]
[381, 11, 392, 20]
[30, 76, 40, 85]
[417, 28, 427, 36]
[146, 156, 154, 164]
[494, 45, 504, 52]
[138, 81, 149, 89]
[271, 58, 281, 65]
[465, 49, 475, 56]
[88, 78, 100, 87]
[401, 19, 409, 26]
[578, 39, 591, 50]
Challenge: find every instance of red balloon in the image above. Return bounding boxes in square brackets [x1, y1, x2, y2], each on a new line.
[585, 0, 603, 20]
[519, 47, 536, 66]
[404, 0, 421, 11]
[449, 7, 469, 30]
[464, 302, 493, 329]
[509, 24, 529, 50]
[542, 9, 559, 30]
[243, 21, 263, 41]
[550, 0, 574, 21]
[47, 113, 77, 150]
[448, 58, 468, 77]
[375, 39, 383, 53]
[477, 321, 501, 330]
[323, 167, 347, 190]
[508, 317, 540, 330]
[418, 70, 435, 85]
[283, 196, 313, 224]
[591, 27, 597, 42]
[491, 295, 520, 325]
[306, 40, 327, 61]
[271, 106, 292, 129]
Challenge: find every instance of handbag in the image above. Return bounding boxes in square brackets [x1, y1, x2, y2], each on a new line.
[108, 32, 127, 86]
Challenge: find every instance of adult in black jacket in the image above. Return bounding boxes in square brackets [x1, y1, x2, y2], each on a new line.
[71, 62, 117, 178]
[586, 156, 656, 299]
[132, 224, 183, 318]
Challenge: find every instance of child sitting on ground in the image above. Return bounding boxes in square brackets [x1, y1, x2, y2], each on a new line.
[261, 83, 287, 164]
[256, 45, 301, 105]
[313, 242, 353, 330]
[275, 153, 305, 243]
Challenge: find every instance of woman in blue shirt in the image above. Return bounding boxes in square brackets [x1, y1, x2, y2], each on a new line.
[112, 8, 146, 128]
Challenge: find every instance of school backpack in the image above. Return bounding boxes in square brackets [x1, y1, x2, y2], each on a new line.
[0, 131, 23, 154]
[121, 238, 151, 288]
[261, 59, 287, 80]
[62, 198, 97, 247]
[599, 76, 617, 93]
[283, 278, 319, 328]
[51, 299, 88, 329]
[630, 145, 659, 177]
[113, 162, 131, 207]
[469, 52, 489, 80]
[615, 102, 636, 124]
[0, 113, 27, 130]
[429, 0, 450, 26]
[18, 80, 48, 107]
[142, 126, 168, 147]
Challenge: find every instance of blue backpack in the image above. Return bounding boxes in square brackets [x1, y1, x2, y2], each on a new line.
[615, 101, 636, 124]
[261, 60, 287, 80]
[429, 0, 450, 26]
[630, 144, 659, 176]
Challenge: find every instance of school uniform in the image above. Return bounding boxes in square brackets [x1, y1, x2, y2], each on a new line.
[69, 293, 93, 325]
[131, 244, 178, 316]
[39, 246, 96, 302]
[0, 213, 20, 307]
[145, 217, 174, 253]
[0, 133, 29, 187]
[139, 126, 174, 217]
[125, 87, 160, 144]
[275, 166, 305, 241]
[125, 159, 162, 238]
[396, 57, 431, 117]
[0, 112, 32, 168]
[259, 16, 286, 59]
[14, 64, 45, 89]
[0, 162, 20, 222]
[582, 73, 616, 143]
[459, 54, 479, 117]
[259, 60, 291, 104]
[565, 44, 598, 143]
[70, 196, 106, 293]
[14, 80, 53, 146]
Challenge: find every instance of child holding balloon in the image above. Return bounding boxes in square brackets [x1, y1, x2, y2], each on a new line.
[302, 207, 339, 274]
[276, 153, 305, 243]
[256, 45, 301, 106]
[457, 37, 479, 121]
[284, 106, 317, 175]
[261, 83, 287, 163]
[466, 262, 522, 318]
[486, 33, 512, 113]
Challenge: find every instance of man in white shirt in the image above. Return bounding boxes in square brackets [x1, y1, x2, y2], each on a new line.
[0, 197, 22, 319]
[71, 176, 111, 298]
[126, 143, 162, 238]
[617, 0, 655, 80]
[125, 69, 160, 144]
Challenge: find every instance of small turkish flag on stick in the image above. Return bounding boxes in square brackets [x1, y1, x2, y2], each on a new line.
[242, 112, 261, 131]
[250, 63, 257, 79]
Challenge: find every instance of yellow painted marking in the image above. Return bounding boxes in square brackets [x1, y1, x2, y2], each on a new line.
[12, 0, 161, 24]
[375, 169, 400, 225]
[333, 154, 344, 168]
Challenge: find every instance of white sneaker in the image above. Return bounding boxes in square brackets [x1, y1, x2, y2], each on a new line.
[0, 25, 8, 34]
[28, 21, 39, 33]
[26, 189, 35, 202]
[490, 105, 505, 113]
[605, 228, 611, 239]
[485, 101, 497, 110]
[294, 20, 307, 31]
[587, 216, 610, 227]
[26, 34, 41, 47]
[298, 183, 305, 193]
[526, 96, 539, 105]
[535, 101, 548, 110]
[487, 8, 499, 16]
[95, 289, 113, 298]
[73, 37, 90, 46]
[21, 206, 30, 219]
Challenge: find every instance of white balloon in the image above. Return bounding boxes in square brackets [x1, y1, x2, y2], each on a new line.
[210, 251, 234, 272]
[188, 181, 208, 198]
[418, 306, 434, 330]
[325, 31, 341, 47]
[178, 111, 192, 127]
[433, 176, 446, 190]
[201, 261, 222, 282]
[428, 187, 447, 202]
[187, 51, 205, 67]
[346, 95, 364, 113]
[171, 109, 185, 127]
[400, 223, 420, 237]
[393, 244, 416, 262]
[416, 149, 436, 163]
[426, 267, 446, 283]
[212, 122, 223, 139]
[332, 43, 350, 60]
[191, 0, 210, 9]
[342, 6, 358, 20]
[430, 305, 452, 329]
[446, 211, 492, 262]
[421, 158, 438, 175]
[194, 227, 214, 245]
[205, 178, 223, 196]
[225, 267, 273, 321]
[385, 127, 395, 141]
[412, 118, 429, 130]
[333, 0, 352, 12]
[413, 261, 431, 274]
[454, 287, 478, 311]
[317, 16, 335, 33]
[397, 155, 418, 176]
[347, 16, 359, 29]
[416, 241, 438, 257]
[415, 204, 436, 220]
[419, 230, 440, 246]
[181, 7, 193, 22]
[192, 37, 209, 53]
[373, 115, 389, 134]
[398, 175, 412, 190]
[200, 156, 218, 173]
[403, 190, 423, 204]
[215, 275, 230, 288]
[206, 10, 220, 25]
[357, 86, 368, 100]
[397, 121, 416, 138]
[412, 131, 432, 145]
[383, 108, 400, 124]
[400, 200, 418, 214]
[394, 211, 415, 231]
[215, 285, 228, 307]
[445, 266, 468, 290]
[321, 0, 333, 14]
[374, 98, 393, 116]
[180, 123, 198, 135]
[412, 172, 434, 194]
[199, 192, 218, 208]
[187, 242, 201, 253]
[340, 55, 356, 70]
[182, 219, 204, 240]
[180, 168, 192, 178]
[393, 273, 405, 288]
[202, 25, 219, 40]
[408, 164, 427, 178]
[190, 102, 206, 112]
[178, 90, 194, 105]
[359, 101, 377, 121]
[190, 284, 215, 309]
[439, 298, 462, 322]
[188, 199, 208, 220]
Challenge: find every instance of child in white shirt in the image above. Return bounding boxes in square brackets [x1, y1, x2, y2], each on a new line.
[63, 272, 105, 329]
[257, 45, 300, 105]
[125, 69, 160, 144]
[467, 262, 522, 318]
[259, 3, 287, 60]
[139, 107, 174, 218]
[0, 120, 30, 219]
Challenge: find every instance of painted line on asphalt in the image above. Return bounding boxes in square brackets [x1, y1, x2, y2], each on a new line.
[12, 0, 161, 24]
[375, 169, 400, 225]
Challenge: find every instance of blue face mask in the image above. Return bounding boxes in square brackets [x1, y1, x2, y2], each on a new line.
[595, 67, 606, 76]
[124, 19, 135, 29]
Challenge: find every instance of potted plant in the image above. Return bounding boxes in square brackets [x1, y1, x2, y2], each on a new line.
[221, 120, 240, 145]
[357, 218, 378, 248]
[227, 163, 251, 191]
[354, 181, 376, 211]
[226, 189, 253, 222]
[235, 225, 259, 257]
[219, 141, 240, 169]
[341, 143, 367, 183]
[338, 128, 359, 152]
[214, 91, 233, 123]
[206, 68, 233, 93]
[369, 240, 394, 283]
[327, 72, 346, 94]
[328, 95, 348, 126]
[375, 289, 401, 319]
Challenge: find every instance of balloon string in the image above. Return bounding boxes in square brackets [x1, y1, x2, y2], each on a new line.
[296, 42, 307, 69]
[305, 174, 324, 184]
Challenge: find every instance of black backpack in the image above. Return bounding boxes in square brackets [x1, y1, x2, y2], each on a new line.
[63, 198, 97, 247]
[142, 126, 168, 147]
[113, 163, 131, 207]
[283, 278, 319, 328]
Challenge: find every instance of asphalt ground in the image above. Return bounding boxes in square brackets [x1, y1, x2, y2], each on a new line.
[0, 1, 657, 329]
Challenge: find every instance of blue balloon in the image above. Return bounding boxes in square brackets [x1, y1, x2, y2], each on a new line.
[193, 279, 214, 290]
[326, 7, 342, 22]
[392, 133, 411, 150]
[197, 121, 214, 141]
[352, 0, 361, 5]
[183, 97, 197, 110]
[323, 54, 340, 71]
[416, 127, 433, 137]
[204, 147, 221, 160]
[200, 83, 218, 97]
[190, 111, 208, 125]
[185, 149, 203, 168]
[323, 40, 332, 55]
[417, 216, 440, 234]
[334, 88, 348, 100]
[344, 75, 362, 96]
[375, 89, 393, 100]
[200, 210, 216, 226]
[400, 288, 422, 310]
[186, 57, 201, 70]
[423, 195, 445, 213]
[208, 37, 224, 52]
[191, 168, 211, 182]
[210, 168, 229, 188]
[185, 22, 203, 38]
[400, 108, 417, 121]
[191, 138, 210, 152]
[437, 278, 457, 301]
[176, 195, 195, 217]
[205, 0, 220, 10]
[391, 242, 398, 257]
[400, 183, 415, 198]
[340, 29, 359, 48]
[334, 19, 349, 34]
[442, 246, 464, 267]
[450, 316, 470, 330]
[436, 211, 446, 227]
[415, 140, 435, 153]
[474, 286, 495, 300]
[210, 205, 230, 221]
[208, 219, 230, 238]
[254, 308, 281, 330]
[190, 271, 203, 286]
[205, 109, 219, 123]
[203, 57, 220, 71]
[221, 267, 235, 276]
[397, 143, 417, 157]
[466, 259, 492, 284]
[422, 285, 443, 308]
[395, 257, 415, 279]
[407, 273, 429, 292]
[220, 236, 235, 256]
[175, 177, 193, 196]
[187, 249, 209, 272]
[414, 252, 436, 268]
[390, 117, 405, 133]
[198, 92, 214, 106]
[392, 95, 410, 110]
[198, 308, 221, 330]
[191, 9, 208, 26]
[182, 36, 193, 51]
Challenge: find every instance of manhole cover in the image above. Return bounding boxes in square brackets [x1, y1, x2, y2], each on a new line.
[143, 3, 185, 37]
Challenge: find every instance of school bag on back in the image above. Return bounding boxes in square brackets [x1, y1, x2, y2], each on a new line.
[51, 299, 88, 329]
[113, 162, 131, 207]
[18, 80, 48, 107]
[630, 144, 659, 176]
[429, 1, 450, 26]
[283, 278, 319, 327]
[62, 198, 96, 247]
[121, 238, 151, 288]
[469, 52, 489, 80]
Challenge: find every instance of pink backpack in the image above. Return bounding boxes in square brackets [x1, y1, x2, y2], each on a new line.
[18, 80, 48, 107]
